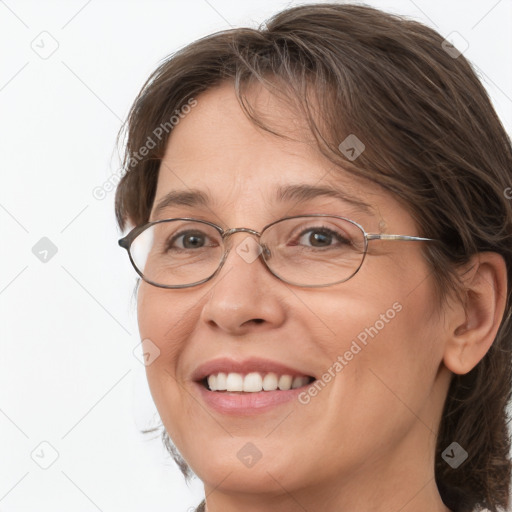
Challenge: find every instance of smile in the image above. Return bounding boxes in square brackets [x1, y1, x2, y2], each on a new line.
[204, 372, 314, 392]
[191, 357, 318, 415]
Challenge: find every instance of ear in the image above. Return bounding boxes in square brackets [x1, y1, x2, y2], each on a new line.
[443, 252, 508, 375]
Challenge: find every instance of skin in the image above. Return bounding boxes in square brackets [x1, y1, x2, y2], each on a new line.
[135, 81, 507, 512]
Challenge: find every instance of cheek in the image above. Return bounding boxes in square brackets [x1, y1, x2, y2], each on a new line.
[136, 284, 198, 411]
[305, 262, 442, 417]
[137, 284, 194, 358]
[136, 284, 209, 455]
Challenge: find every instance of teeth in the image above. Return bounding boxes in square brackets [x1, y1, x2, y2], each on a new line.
[263, 372, 278, 391]
[278, 375, 292, 390]
[206, 372, 311, 392]
[292, 376, 309, 389]
[243, 372, 263, 392]
[216, 372, 227, 390]
[207, 374, 217, 391]
[226, 373, 243, 391]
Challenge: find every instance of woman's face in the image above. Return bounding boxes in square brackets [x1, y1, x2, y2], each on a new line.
[138, 82, 452, 506]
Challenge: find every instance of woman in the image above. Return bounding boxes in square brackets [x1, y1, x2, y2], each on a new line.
[115, 4, 512, 511]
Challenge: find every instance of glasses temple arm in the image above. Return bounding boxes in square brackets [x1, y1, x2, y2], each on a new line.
[366, 234, 436, 242]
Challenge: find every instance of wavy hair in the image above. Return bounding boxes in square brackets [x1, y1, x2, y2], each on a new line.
[115, 4, 512, 511]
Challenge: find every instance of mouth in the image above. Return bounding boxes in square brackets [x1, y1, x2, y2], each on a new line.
[199, 372, 316, 393]
[191, 357, 318, 415]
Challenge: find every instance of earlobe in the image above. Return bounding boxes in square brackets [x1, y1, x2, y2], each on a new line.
[443, 252, 508, 375]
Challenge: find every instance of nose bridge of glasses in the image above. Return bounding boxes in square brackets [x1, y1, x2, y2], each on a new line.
[223, 227, 261, 239]
[221, 227, 270, 262]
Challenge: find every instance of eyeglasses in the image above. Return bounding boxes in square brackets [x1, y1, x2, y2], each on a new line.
[118, 215, 436, 288]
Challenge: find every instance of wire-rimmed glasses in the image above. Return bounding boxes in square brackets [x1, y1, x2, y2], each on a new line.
[118, 214, 436, 288]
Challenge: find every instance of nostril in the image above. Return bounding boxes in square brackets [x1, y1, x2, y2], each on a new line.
[253, 318, 264, 324]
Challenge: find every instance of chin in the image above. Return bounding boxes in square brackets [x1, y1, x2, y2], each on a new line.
[184, 440, 303, 491]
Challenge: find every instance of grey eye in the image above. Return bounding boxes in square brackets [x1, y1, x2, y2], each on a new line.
[167, 230, 212, 250]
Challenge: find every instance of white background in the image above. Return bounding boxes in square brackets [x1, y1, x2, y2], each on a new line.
[1, 1, 511, 511]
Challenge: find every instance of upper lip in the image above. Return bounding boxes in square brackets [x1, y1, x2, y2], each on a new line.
[191, 357, 316, 382]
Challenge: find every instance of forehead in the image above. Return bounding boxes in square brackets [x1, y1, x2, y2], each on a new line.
[159, 82, 330, 180]
[152, 82, 396, 226]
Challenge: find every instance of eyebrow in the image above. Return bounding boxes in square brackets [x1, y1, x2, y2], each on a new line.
[275, 184, 374, 215]
[152, 184, 374, 217]
[153, 189, 210, 217]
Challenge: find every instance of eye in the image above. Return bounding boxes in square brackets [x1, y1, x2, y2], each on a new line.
[296, 227, 351, 248]
[167, 229, 215, 250]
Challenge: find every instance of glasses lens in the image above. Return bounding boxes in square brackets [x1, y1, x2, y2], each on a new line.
[130, 220, 224, 287]
[261, 216, 366, 286]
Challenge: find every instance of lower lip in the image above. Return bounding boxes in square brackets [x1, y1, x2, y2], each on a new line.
[194, 381, 311, 415]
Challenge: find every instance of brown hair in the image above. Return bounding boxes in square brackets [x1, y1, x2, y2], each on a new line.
[115, 4, 512, 511]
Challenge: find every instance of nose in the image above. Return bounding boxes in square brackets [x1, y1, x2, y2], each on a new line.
[199, 233, 287, 335]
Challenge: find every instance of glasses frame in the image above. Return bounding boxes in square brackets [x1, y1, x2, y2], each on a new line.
[118, 214, 437, 289]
